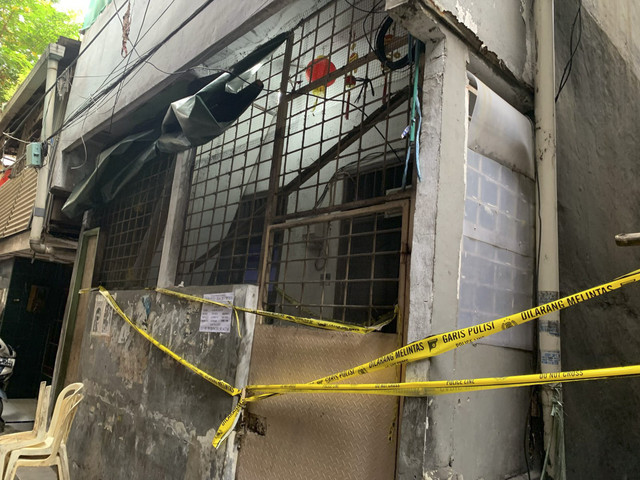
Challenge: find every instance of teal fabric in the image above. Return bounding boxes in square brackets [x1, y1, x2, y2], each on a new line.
[83, 0, 113, 30]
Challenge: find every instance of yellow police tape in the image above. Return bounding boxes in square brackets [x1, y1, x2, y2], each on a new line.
[210, 364, 640, 447]
[154, 287, 396, 334]
[244, 267, 640, 400]
[97, 287, 241, 396]
[244, 365, 640, 397]
[90, 268, 640, 448]
[213, 267, 640, 446]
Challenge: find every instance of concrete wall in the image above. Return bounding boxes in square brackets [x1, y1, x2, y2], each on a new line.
[392, 5, 535, 478]
[581, 0, 640, 82]
[429, 0, 534, 86]
[555, 1, 640, 478]
[67, 285, 256, 479]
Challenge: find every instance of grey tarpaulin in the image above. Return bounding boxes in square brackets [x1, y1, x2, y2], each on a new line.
[61, 33, 289, 219]
[62, 129, 162, 219]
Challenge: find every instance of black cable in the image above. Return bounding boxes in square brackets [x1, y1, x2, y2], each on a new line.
[523, 386, 535, 480]
[35, 0, 407, 177]
[47, 0, 218, 142]
[9, 0, 383, 146]
[375, 16, 413, 70]
[4, 0, 130, 137]
[59, 0, 179, 136]
[51, 0, 184, 136]
[362, 0, 384, 53]
[555, 0, 582, 102]
[57, 0, 179, 136]
[109, 0, 151, 131]
[344, 0, 386, 14]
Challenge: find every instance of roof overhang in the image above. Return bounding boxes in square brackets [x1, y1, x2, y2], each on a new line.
[0, 44, 66, 135]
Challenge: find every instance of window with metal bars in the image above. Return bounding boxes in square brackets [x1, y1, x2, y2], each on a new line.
[263, 203, 404, 331]
[177, 0, 414, 328]
[93, 155, 175, 289]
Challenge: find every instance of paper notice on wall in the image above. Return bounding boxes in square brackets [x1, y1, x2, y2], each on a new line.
[92, 293, 115, 337]
[199, 292, 234, 333]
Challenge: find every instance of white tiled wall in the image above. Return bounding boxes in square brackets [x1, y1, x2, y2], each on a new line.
[459, 149, 535, 350]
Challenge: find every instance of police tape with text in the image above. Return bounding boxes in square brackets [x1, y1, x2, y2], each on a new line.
[90, 268, 640, 447]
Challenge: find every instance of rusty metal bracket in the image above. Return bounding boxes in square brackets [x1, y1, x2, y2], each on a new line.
[278, 86, 410, 199]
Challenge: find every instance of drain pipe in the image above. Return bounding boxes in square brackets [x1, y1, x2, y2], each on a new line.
[534, 1, 565, 479]
[29, 44, 76, 264]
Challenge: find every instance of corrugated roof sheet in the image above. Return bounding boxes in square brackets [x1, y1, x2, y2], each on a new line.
[0, 168, 37, 239]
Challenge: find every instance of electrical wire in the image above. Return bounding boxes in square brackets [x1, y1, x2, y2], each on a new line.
[7, 0, 411, 185]
[6, 0, 393, 151]
[47, 0, 218, 142]
[362, 0, 385, 53]
[1, 132, 30, 144]
[555, 0, 582, 103]
[38, 0, 177, 138]
[56, 0, 179, 138]
[4, 0, 131, 137]
[344, 0, 386, 14]
[109, 0, 151, 132]
[57, 2, 180, 138]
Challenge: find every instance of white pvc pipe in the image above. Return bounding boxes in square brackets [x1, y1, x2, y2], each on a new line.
[534, 0, 565, 478]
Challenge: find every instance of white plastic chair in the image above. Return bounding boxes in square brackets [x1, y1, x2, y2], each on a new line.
[0, 383, 83, 480]
[0, 382, 51, 445]
[3, 392, 83, 480]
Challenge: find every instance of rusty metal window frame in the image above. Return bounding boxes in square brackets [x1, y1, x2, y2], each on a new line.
[93, 154, 175, 289]
[175, 40, 285, 286]
[176, 0, 416, 329]
[261, 200, 410, 330]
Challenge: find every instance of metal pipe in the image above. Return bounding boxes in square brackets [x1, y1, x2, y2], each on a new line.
[29, 44, 76, 262]
[534, 0, 565, 478]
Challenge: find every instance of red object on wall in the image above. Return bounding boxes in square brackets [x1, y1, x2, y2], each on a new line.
[0, 169, 11, 188]
[305, 55, 336, 96]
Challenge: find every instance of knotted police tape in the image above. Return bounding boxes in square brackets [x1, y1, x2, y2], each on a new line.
[93, 268, 640, 448]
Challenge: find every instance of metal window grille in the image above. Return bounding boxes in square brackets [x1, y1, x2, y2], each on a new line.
[263, 202, 405, 329]
[175, 46, 284, 285]
[177, 0, 414, 328]
[93, 154, 174, 288]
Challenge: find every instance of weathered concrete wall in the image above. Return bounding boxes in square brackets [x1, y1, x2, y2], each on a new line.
[430, 0, 534, 86]
[393, 10, 535, 478]
[67, 285, 256, 479]
[581, 0, 640, 82]
[555, 1, 640, 478]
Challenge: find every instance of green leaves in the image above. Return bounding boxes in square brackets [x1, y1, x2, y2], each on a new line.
[0, 0, 81, 103]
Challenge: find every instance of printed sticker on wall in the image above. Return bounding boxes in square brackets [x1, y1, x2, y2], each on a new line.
[199, 292, 234, 333]
[92, 293, 116, 337]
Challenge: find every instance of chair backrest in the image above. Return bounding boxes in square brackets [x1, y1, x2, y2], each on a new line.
[47, 383, 83, 437]
[32, 382, 52, 437]
[48, 393, 84, 459]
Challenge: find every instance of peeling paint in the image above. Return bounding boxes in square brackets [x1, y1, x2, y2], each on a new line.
[68, 287, 257, 479]
[454, 0, 478, 34]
